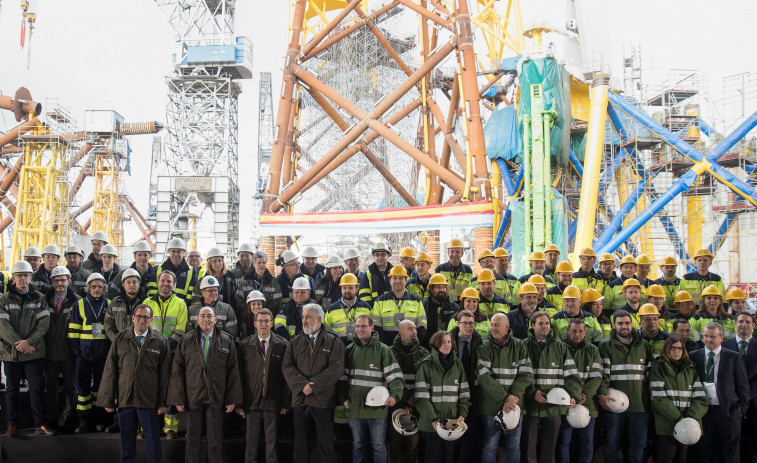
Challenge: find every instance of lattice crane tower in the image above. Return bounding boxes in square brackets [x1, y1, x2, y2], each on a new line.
[252, 72, 274, 246]
[153, 0, 252, 259]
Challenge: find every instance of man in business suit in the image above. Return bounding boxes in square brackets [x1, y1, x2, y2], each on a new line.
[723, 312, 757, 463]
[692, 321, 750, 463]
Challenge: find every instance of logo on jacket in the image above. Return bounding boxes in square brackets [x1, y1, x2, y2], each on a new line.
[369, 363, 377, 369]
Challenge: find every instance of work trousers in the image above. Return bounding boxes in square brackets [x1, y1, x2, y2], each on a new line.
[75, 355, 106, 425]
[556, 416, 596, 463]
[45, 357, 76, 426]
[245, 410, 279, 463]
[292, 405, 335, 463]
[421, 430, 455, 463]
[695, 406, 741, 463]
[4, 358, 46, 426]
[523, 415, 562, 463]
[387, 420, 419, 463]
[186, 405, 225, 463]
[118, 407, 162, 463]
[655, 434, 688, 463]
[741, 402, 757, 463]
[348, 411, 387, 463]
[602, 410, 649, 463]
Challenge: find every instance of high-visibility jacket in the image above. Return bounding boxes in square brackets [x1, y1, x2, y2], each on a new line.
[477, 293, 509, 318]
[689, 311, 735, 341]
[390, 336, 429, 406]
[273, 299, 314, 340]
[372, 292, 427, 345]
[233, 267, 283, 315]
[338, 332, 404, 419]
[406, 274, 431, 301]
[655, 276, 681, 310]
[545, 284, 569, 311]
[277, 272, 314, 305]
[0, 288, 50, 362]
[68, 295, 111, 362]
[358, 263, 391, 304]
[0, 272, 9, 293]
[639, 328, 670, 358]
[494, 272, 521, 306]
[523, 331, 583, 417]
[476, 333, 533, 416]
[472, 274, 512, 304]
[649, 355, 708, 436]
[147, 259, 197, 306]
[678, 271, 727, 303]
[144, 293, 188, 351]
[598, 329, 652, 413]
[613, 303, 643, 328]
[518, 272, 556, 288]
[551, 310, 603, 344]
[566, 339, 603, 417]
[414, 349, 471, 432]
[324, 298, 373, 344]
[572, 268, 607, 295]
[595, 315, 612, 344]
[606, 276, 647, 310]
[434, 262, 474, 303]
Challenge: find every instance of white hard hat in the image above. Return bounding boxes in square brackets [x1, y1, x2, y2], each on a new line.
[167, 237, 187, 251]
[435, 419, 467, 441]
[566, 404, 591, 429]
[325, 255, 344, 269]
[41, 244, 61, 257]
[365, 386, 390, 407]
[343, 248, 360, 260]
[200, 276, 221, 290]
[372, 242, 391, 256]
[133, 241, 152, 254]
[237, 243, 255, 255]
[50, 266, 71, 279]
[100, 244, 118, 256]
[546, 387, 571, 406]
[65, 245, 85, 257]
[673, 417, 702, 445]
[87, 273, 106, 285]
[292, 277, 311, 291]
[494, 405, 521, 434]
[279, 250, 299, 265]
[606, 388, 630, 413]
[91, 231, 109, 243]
[23, 246, 42, 258]
[121, 268, 142, 282]
[246, 290, 266, 304]
[391, 409, 419, 436]
[12, 260, 33, 274]
[206, 247, 224, 259]
[301, 246, 319, 258]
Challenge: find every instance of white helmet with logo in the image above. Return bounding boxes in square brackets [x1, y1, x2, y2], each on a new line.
[12, 260, 33, 274]
[237, 243, 255, 255]
[365, 386, 390, 407]
[87, 273, 106, 285]
[65, 245, 86, 257]
[292, 277, 311, 291]
[23, 246, 42, 258]
[121, 268, 142, 282]
[546, 387, 572, 406]
[41, 244, 61, 257]
[494, 405, 521, 434]
[279, 250, 299, 265]
[435, 419, 467, 441]
[301, 246, 319, 258]
[133, 241, 152, 254]
[100, 244, 118, 257]
[200, 276, 221, 290]
[606, 388, 630, 413]
[325, 255, 344, 269]
[566, 404, 591, 428]
[673, 417, 702, 445]
[206, 247, 224, 259]
[167, 237, 187, 251]
[246, 290, 266, 304]
[91, 231, 109, 243]
[343, 248, 361, 260]
[391, 409, 419, 436]
[50, 266, 71, 279]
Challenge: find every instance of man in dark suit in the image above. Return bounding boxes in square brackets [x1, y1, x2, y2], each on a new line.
[723, 312, 757, 463]
[692, 321, 750, 463]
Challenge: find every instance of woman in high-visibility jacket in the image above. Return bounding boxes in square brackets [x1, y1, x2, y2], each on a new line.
[581, 288, 610, 343]
[689, 285, 734, 341]
[447, 287, 490, 336]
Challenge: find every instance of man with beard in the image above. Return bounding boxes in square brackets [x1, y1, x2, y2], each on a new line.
[324, 273, 372, 345]
[373, 266, 427, 345]
[572, 248, 607, 295]
[300, 247, 326, 285]
[82, 231, 108, 271]
[434, 238, 473, 303]
[422, 273, 458, 345]
[406, 252, 434, 301]
[359, 243, 393, 304]
[507, 283, 541, 340]
[518, 251, 555, 286]
[343, 248, 365, 281]
[147, 237, 198, 306]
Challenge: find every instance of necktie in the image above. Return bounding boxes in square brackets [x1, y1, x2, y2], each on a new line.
[261, 339, 267, 356]
[706, 351, 715, 382]
[55, 296, 62, 314]
[136, 335, 144, 348]
[538, 340, 546, 348]
[461, 340, 471, 373]
[309, 335, 315, 348]
[740, 340, 748, 356]
[202, 334, 211, 367]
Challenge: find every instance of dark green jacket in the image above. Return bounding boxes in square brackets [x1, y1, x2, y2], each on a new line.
[476, 333, 533, 416]
[566, 339, 603, 417]
[524, 331, 583, 417]
[0, 288, 50, 361]
[390, 335, 429, 406]
[649, 355, 708, 435]
[598, 329, 653, 413]
[414, 349, 471, 432]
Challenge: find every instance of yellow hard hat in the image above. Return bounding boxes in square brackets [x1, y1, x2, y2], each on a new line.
[692, 248, 714, 260]
[638, 303, 661, 318]
[555, 261, 574, 274]
[399, 247, 417, 259]
[598, 253, 615, 264]
[527, 274, 547, 286]
[646, 284, 666, 298]
[478, 249, 495, 261]
[415, 252, 433, 264]
[460, 287, 480, 301]
[519, 283, 538, 296]
[447, 238, 465, 249]
[477, 269, 496, 283]
[659, 256, 677, 267]
[674, 291, 694, 304]
[581, 288, 604, 304]
[622, 278, 641, 291]
[545, 244, 561, 255]
[340, 273, 359, 286]
[429, 273, 448, 286]
[529, 251, 546, 262]
[493, 248, 509, 259]
[388, 265, 409, 278]
[635, 254, 652, 266]
[726, 288, 748, 301]
[562, 285, 581, 299]
[579, 247, 597, 258]
[620, 255, 637, 266]
[700, 285, 723, 299]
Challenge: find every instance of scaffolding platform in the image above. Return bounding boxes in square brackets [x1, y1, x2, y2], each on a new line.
[621, 136, 660, 150]
[648, 159, 695, 177]
[712, 202, 756, 213]
[646, 89, 698, 106]
[717, 152, 755, 168]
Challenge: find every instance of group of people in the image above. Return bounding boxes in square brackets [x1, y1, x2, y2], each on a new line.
[0, 233, 754, 463]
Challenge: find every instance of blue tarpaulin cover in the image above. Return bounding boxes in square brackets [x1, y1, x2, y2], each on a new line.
[485, 104, 522, 160]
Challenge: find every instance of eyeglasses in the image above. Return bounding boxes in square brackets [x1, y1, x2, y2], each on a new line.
[134, 315, 153, 321]
[670, 346, 684, 351]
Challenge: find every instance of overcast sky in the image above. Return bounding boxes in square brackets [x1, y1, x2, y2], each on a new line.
[1, 0, 755, 247]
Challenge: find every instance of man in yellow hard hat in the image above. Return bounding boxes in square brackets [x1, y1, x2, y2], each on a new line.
[518, 251, 556, 286]
[493, 248, 520, 306]
[637, 303, 669, 357]
[398, 247, 417, 278]
[527, 274, 557, 317]
[543, 243, 561, 279]
[606, 256, 646, 311]
[323, 273, 373, 345]
[655, 256, 680, 310]
[472, 250, 512, 304]
[572, 249, 605, 295]
[422, 273, 459, 344]
[507, 283, 540, 340]
[474, 269, 509, 318]
[614, 278, 644, 328]
[372, 266, 427, 345]
[434, 239, 473, 303]
[677, 248, 727, 303]
[634, 255, 654, 288]
[545, 261, 575, 310]
[406, 252, 433, 302]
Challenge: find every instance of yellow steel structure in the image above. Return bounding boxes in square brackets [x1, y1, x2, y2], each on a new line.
[686, 194, 704, 256]
[11, 123, 70, 263]
[90, 145, 124, 248]
[471, 0, 524, 67]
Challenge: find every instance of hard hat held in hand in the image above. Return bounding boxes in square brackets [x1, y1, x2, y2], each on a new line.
[606, 388, 629, 413]
[391, 409, 419, 436]
[674, 417, 702, 445]
[546, 387, 571, 406]
[494, 405, 520, 434]
[566, 404, 591, 428]
[365, 386, 390, 407]
[435, 419, 467, 441]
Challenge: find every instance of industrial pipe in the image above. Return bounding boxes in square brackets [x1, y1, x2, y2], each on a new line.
[523, 114, 532, 253]
[301, 0, 363, 57]
[0, 116, 40, 147]
[0, 87, 41, 121]
[572, 76, 609, 267]
[568, 148, 583, 178]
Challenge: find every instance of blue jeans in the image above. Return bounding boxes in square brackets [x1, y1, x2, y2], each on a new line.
[556, 415, 595, 463]
[481, 414, 522, 463]
[602, 410, 648, 463]
[118, 407, 161, 463]
[348, 411, 387, 463]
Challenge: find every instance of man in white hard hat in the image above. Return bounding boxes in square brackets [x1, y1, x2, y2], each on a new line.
[300, 246, 326, 285]
[44, 265, 80, 430]
[99, 244, 122, 296]
[343, 248, 365, 281]
[82, 231, 109, 272]
[234, 250, 283, 318]
[276, 250, 314, 305]
[339, 314, 404, 463]
[24, 246, 43, 272]
[111, 240, 155, 298]
[358, 243, 392, 304]
[31, 244, 61, 295]
[274, 277, 314, 340]
[188, 276, 238, 339]
[104, 268, 146, 342]
[64, 245, 92, 297]
[146, 237, 198, 305]
[0, 261, 54, 437]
